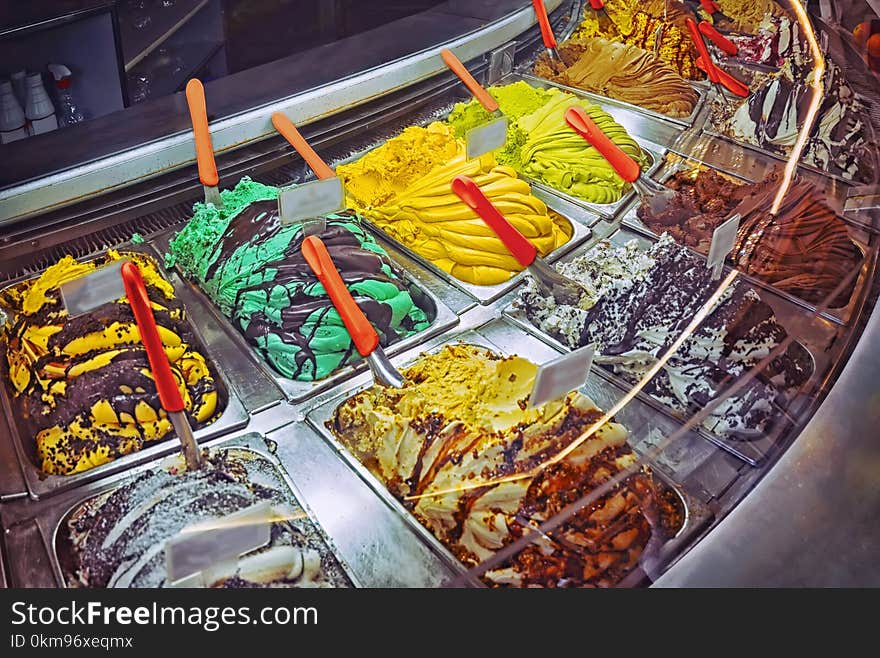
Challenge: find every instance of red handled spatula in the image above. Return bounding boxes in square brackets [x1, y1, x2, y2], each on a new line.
[185, 79, 223, 209]
[59, 260, 203, 470]
[686, 17, 731, 106]
[695, 55, 750, 97]
[532, 0, 562, 62]
[699, 20, 738, 56]
[301, 236, 405, 388]
[271, 112, 346, 232]
[564, 106, 677, 216]
[441, 48, 509, 160]
[451, 175, 587, 305]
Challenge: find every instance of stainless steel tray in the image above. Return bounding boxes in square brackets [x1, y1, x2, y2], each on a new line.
[501, 227, 831, 467]
[305, 322, 714, 587]
[1, 433, 358, 588]
[362, 212, 591, 305]
[515, 66, 708, 128]
[617, 159, 877, 327]
[0, 246, 249, 500]
[159, 228, 460, 404]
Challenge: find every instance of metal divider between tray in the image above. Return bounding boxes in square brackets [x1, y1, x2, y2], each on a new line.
[304, 325, 713, 587]
[0, 244, 249, 500]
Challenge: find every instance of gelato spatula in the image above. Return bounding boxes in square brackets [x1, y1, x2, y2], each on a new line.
[695, 54, 750, 97]
[441, 48, 509, 159]
[271, 112, 346, 231]
[59, 261, 203, 470]
[698, 20, 738, 56]
[301, 235, 405, 389]
[121, 262, 202, 471]
[685, 18, 731, 106]
[531, 0, 562, 62]
[451, 175, 587, 305]
[564, 106, 677, 216]
[441, 49, 501, 119]
[184, 79, 223, 209]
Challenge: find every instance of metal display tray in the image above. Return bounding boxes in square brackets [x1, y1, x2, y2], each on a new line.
[0, 246, 249, 500]
[0, 432, 359, 588]
[305, 322, 714, 587]
[618, 159, 877, 327]
[154, 229, 461, 404]
[700, 63, 880, 187]
[514, 67, 708, 129]
[501, 226, 838, 467]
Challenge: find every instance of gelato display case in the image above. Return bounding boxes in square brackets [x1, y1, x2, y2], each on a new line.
[1, 0, 879, 588]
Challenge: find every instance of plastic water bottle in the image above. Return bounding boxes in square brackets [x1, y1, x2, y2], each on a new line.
[24, 73, 57, 135]
[0, 80, 27, 144]
[48, 64, 84, 127]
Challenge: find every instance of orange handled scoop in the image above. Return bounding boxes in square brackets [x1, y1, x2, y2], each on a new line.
[184, 79, 223, 208]
[121, 262, 202, 470]
[531, 0, 561, 62]
[271, 112, 335, 181]
[441, 48, 500, 115]
[301, 236, 404, 388]
[451, 175, 586, 304]
[271, 112, 346, 228]
[564, 106, 676, 215]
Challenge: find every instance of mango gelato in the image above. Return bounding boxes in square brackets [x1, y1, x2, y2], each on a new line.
[336, 123, 458, 208]
[339, 123, 572, 286]
[0, 251, 224, 475]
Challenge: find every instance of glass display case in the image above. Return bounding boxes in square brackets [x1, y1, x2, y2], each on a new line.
[1, 0, 878, 588]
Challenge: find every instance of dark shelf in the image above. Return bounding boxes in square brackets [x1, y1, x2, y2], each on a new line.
[119, 0, 209, 71]
[0, 0, 114, 40]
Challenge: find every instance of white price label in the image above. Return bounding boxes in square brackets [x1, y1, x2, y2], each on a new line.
[60, 259, 128, 317]
[165, 501, 273, 584]
[528, 344, 595, 409]
[465, 116, 508, 160]
[278, 177, 345, 225]
[707, 213, 741, 281]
